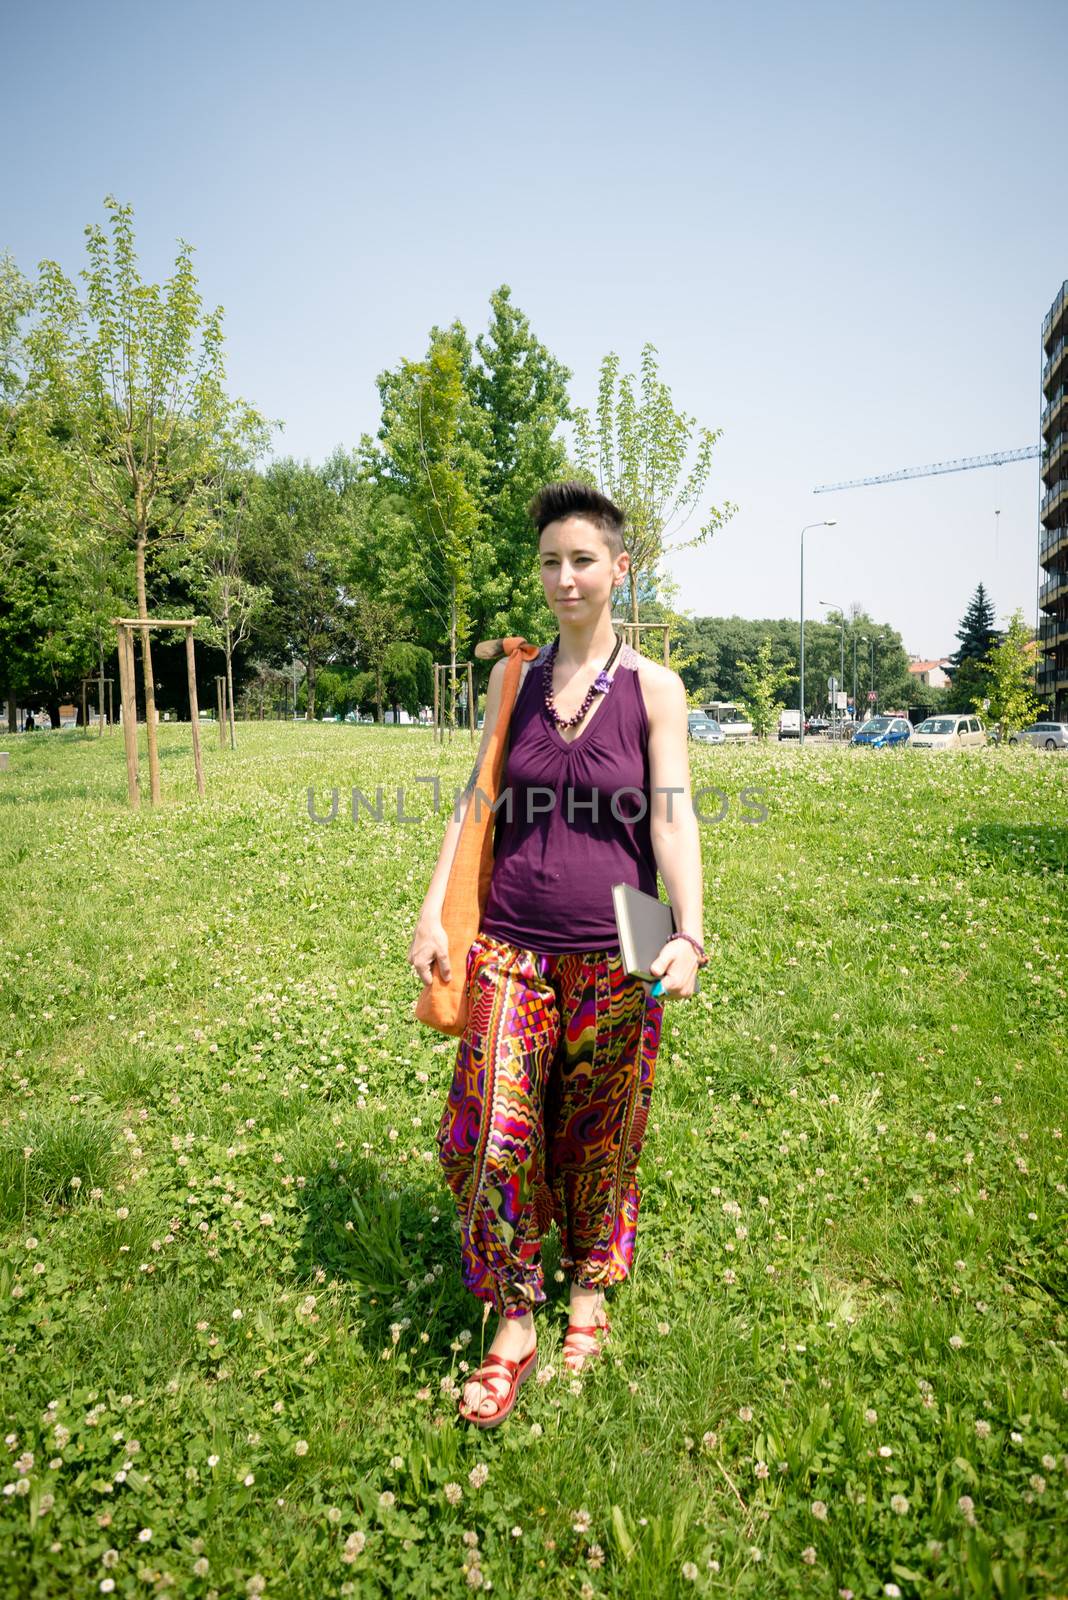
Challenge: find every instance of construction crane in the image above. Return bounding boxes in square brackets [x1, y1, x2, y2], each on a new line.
[813, 445, 1039, 494]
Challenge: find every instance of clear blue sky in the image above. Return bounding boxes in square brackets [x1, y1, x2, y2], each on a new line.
[5, 0, 1066, 655]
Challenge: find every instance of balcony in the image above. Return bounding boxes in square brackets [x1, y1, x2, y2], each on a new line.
[1040, 478, 1068, 523]
[1041, 386, 1068, 439]
[1043, 337, 1068, 397]
[1043, 279, 1068, 348]
[1039, 570, 1068, 609]
[1041, 523, 1068, 562]
[1042, 432, 1068, 485]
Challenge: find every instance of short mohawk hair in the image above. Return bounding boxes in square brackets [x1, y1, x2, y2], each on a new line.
[528, 480, 626, 558]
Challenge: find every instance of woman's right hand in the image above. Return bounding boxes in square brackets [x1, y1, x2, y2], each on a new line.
[408, 916, 451, 986]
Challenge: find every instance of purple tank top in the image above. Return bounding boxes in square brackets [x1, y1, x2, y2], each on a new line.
[480, 641, 658, 953]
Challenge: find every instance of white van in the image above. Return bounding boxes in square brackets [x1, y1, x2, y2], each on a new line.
[778, 709, 802, 740]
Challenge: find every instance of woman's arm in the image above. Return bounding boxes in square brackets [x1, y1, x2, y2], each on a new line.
[407, 656, 512, 985]
[641, 664, 705, 999]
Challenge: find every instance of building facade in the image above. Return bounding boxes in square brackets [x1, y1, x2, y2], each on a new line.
[907, 657, 952, 689]
[1038, 277, 1068, 718]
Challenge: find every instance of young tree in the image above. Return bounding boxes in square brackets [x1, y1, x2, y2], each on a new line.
[735, 638, 794, 738]
[188, 471, 270, 748]
[573, 343, 736, 623]
[351, 592, 409, 723]
[244, 460, 355, 721]
[19, 197, 269, 799]
[978, 609, 1042, 743]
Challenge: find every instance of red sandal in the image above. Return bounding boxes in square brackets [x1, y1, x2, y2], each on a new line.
[457, 1345, 538, 1428]
[562, 1315, 611, 1370]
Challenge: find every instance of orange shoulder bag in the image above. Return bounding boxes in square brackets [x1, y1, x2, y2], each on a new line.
[412, 636, 541, 1037]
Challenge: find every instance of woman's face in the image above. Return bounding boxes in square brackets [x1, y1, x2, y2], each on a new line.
[538, 516, 628, 621]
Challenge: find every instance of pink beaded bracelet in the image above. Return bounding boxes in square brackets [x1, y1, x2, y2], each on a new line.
[665, 932, 709, 967]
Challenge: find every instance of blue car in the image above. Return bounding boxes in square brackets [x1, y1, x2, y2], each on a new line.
[851, 715, 911, 749]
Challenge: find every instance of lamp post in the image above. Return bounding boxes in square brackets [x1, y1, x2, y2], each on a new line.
[800, 521, 837, 746]
[859, 636, 870, 719]
[852, 632, 860, 717]
[820, 601, 846, 733]
[870, 636, 877, 714]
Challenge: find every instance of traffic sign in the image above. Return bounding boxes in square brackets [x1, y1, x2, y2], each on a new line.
[827, 675, 839, 695]
[867, 690, 877, 702]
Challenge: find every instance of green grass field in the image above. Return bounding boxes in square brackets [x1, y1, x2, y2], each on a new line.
[1, 724, 1066, 1600]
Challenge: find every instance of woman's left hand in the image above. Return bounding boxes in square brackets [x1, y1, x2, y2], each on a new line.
[643, 937, 701, 1001]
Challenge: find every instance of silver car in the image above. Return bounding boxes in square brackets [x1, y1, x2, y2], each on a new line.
[689, 717, 726, 745]
[1008, 721, 1068, 750]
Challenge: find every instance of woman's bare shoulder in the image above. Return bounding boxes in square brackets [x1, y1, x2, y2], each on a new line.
[633, 653, 687, 718]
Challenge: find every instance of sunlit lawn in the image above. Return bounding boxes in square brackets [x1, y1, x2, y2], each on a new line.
[1, 723, 1066, 1600]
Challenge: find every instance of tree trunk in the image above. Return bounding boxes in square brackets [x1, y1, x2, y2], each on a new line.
[225, 635, 237, 751]
[448, 590, 458, 744]
[47, 697, 62, 731]
[97, 643, 106, 737]
[629, 564, 640, 627]
[5, 693, 15, 735]
[306, 656, 316, 720]
[375, 666, 383, 724]
[136, 536, 161, 804]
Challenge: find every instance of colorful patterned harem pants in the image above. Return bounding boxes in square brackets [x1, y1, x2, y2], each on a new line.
[435, 930, 664, 1319]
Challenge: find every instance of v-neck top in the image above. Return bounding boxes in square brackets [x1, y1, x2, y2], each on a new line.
[480, 640, 658, 953]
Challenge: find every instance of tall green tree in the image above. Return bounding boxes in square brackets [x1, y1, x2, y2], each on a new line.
[977, 609, 1042, 742]
[572, 343, 736, 623]
[367, 322, 489, 729]
[951, 582, 1001, 670]
[468, 285, 572, 641]
[17, 197, 269, 798]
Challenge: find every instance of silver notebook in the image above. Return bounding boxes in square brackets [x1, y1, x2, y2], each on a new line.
[611, 882, 701, 995]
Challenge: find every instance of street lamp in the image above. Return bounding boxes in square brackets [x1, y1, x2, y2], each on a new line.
[820, 601, 846, 733]
[859, 637, 870, 719]
[800, 521, 837, 746]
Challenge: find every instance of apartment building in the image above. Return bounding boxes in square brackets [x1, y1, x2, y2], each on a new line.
[1038, 277, 1068, 717]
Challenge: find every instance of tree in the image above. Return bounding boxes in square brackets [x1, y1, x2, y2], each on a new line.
[735, 639, 793, 738]
[18, 197, 269, 798]
[351, 592, 409, 723]
[572, 343, 736, 623]
[188, 469, 270, 748]
[951, 583, 1000, 670]
[243, 459, 352, 721]
[368, 323, 489, 731]
[977, 609, 1042, 743]
[468, 286, 572, 642]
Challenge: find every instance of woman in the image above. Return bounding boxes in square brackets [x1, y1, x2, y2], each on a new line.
[408, 481, 707, 1427]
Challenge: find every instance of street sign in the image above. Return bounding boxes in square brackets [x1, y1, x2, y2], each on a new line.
[867, 690, 877, 702]
[827, 675, 839, 695]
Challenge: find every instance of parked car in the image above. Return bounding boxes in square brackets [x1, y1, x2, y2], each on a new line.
[1008, 721, 1068, 750]
[851, 716, 912, 749]
[778, 709, 802, 740]
[911, 714, 986, 750]
[718, 714, 754, 739]
[689, 717, 725, 745]
[804, 715, 830, 735]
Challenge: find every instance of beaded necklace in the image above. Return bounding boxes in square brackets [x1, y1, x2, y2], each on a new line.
[542, 631, 623, 732]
